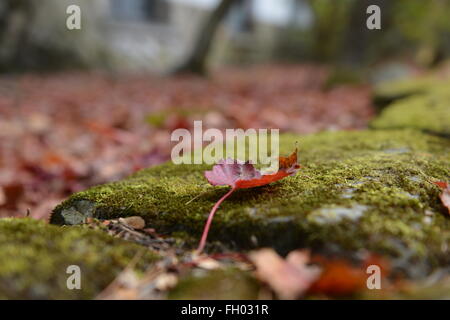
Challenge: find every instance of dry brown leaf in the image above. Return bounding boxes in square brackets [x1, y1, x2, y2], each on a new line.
[119, 216, 146, 229]
[154, 273, 178, 291]
[249, 248, 321, 299]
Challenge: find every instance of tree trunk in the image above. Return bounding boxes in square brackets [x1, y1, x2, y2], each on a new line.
[341, 0, 391, 65]
[0, 0, 35, 71]
[172, 0, 238, 75]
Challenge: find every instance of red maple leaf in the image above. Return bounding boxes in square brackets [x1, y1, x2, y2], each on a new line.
[197, 149, 301, 253]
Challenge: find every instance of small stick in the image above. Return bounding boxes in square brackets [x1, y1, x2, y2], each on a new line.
[185, 189, 209, 205]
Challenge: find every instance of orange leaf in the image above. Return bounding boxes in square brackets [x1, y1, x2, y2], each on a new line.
[279, 147, 298, 169]
[308, 258, 367, 296]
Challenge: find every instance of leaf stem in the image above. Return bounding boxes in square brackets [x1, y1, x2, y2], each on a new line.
[196, 187, 236, 254]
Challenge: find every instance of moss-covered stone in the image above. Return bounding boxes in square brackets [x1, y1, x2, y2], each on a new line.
[169, 268, 261, 300]
[0, 218, 158, 299]
[51, 129, 450, 277]
[373, 76, 450, 107]
[374, 77, 436, 104]
[372, 87, 450, 135]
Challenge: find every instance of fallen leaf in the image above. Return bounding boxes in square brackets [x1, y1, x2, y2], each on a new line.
[119, 216, 146, 230]
[0, 183, 24, 209]
[279, 147, 299, 169]
[433, 181, 450, 214]
[308, 257, 368, 296]
[154, 273, 178, 291]
[204, 148, 300, 189]
[249, 248, 321, 299]
[198, 148, 301, 253]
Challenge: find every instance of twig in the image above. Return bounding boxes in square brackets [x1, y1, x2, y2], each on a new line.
[185, 189, 210, 205]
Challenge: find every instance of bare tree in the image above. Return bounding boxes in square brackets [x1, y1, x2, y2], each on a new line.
[0, 0, 35, 70]
[172, 0, 238, 75]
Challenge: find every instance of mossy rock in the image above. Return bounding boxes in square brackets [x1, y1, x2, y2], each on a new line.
[373, 77, 450, 107]
[374, 77, 432, 101]
[51, 129, 450, 277]
[372, 89, 450, 136]
[0, 218, 158, 299]
[169, 268, 261, 300]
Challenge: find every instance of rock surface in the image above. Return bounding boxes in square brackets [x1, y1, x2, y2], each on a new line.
[51, 129, 450, 277]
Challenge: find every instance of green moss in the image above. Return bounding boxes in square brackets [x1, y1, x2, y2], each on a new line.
[169, 268, 260, 300]
[372, 89, 450, 135]
[146, 112, 167, 128]
[374, 77, 438, 104]
[373, 76, 450, 106]
[51, 130, 450, 275]
[0, 218, 158, 299]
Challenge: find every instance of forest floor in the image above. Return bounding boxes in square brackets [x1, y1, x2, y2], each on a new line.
[1, 64, 449, 299]
[0, 64, 374, 221]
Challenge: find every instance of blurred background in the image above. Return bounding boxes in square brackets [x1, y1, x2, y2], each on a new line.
[1, 0, 450, 220]
[2, 0, 450, 73]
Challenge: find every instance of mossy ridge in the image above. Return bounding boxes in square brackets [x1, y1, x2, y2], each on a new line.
[374, 77, 433, 100]
[51, 129, 450, 272]
[372, 89, 450, 135]
[0, 218, 159, 299]
[373, 76, 450, 106]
